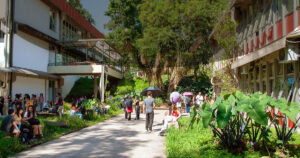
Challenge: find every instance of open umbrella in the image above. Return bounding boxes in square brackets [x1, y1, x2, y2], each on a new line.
[170, 92, 181, 103]
[141, 87, 162, 97]
[183, 92, 193, 96]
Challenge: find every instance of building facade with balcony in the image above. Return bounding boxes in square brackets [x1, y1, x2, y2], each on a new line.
[0, 0, 122, 114]
[212, 0, 300, 131]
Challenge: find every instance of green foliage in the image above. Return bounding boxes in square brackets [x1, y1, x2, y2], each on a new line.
[167, 118, 260, 158]
[174, 75, 213, 95]
[65, 77, 95, 101]
[81, 99, 97, 110]
[190, 91, 300, 154]
[106, 0, 226, 90]
[67, 0, 95, 24]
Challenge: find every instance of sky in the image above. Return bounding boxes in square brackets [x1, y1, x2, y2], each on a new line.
[80, 0, 111, 35]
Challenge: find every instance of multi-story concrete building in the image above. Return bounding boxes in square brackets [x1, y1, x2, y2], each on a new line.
[0, 0, 122, 114]
[212, 0, 300, 132]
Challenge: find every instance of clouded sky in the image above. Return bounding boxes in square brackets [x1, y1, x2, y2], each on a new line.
[80, 0, 110, 35]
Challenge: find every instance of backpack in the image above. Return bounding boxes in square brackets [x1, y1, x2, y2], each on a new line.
[126, 99, 132, 108]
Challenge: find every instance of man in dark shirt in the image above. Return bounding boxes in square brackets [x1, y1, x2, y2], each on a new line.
[143, 91, 156, 133]
[0, 109, 20, 137]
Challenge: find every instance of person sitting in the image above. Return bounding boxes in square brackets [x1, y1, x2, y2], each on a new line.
[0, 109, 20, 137]
[42, 101, 51, 112]
[160, 107, 181, 133]
[14, 108, 24, 130]
[24, 106, 44, 141]
[70, 103, 82, 118]
[94, 103, 103, 115]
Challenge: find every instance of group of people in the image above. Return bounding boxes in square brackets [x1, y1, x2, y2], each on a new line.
[0, 106, 44, 143]
[69, 96, 111, 119]
[173, 92, 214, 114]
[0, 92, 64, 143]
[122, 91, 156, 133]
[0, 93, 64, 117]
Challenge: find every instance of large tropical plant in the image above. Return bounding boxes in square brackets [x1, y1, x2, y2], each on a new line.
[189, 91, 300, 153]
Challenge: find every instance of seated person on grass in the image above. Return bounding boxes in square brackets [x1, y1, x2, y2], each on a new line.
[0, 109, 20, 137]
[24, 106, 44, 140]
[70, 103, 82, 118]
[160, 106, 181, 132]
[42, 101, 52, 112]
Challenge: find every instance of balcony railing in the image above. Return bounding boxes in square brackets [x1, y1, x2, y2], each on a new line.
[48, 61, 122, 73]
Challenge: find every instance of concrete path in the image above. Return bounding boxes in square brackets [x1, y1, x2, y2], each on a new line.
[15, 110, 167, 158]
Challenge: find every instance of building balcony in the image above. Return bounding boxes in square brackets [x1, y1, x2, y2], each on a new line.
[47, 62, 123, 79]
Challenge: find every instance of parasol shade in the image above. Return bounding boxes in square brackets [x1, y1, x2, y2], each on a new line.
[183, 92, 193, 96]
[141, 87, 162, 97]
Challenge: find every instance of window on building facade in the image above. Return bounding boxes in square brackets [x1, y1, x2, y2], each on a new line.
[286, 0, 294, 14]
[62, 20, 79, 41]
[49, 45, 56, 66]
[286, 62, 294, 74]
[297, 0, 300, 7]
[49, 11, 56, 31]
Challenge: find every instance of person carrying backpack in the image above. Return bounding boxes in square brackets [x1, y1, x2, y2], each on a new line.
[125, 96, 133, 121]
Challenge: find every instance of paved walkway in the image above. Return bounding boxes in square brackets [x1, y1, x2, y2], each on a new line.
[15, 110, 167, 158]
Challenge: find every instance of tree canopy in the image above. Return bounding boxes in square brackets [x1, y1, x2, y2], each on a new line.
[67, 0, 95, 24]
[105, 0, 226, 93]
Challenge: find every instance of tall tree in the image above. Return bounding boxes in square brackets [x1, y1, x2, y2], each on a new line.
[105, 0, 225, 93]
[67, 0, 95, 24]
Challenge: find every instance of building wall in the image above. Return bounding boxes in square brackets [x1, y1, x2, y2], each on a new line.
[12, 76, 46, 99]
[0, 39, 5, 67]
[13, 32, 49, 72]
[14, 0, 59, 40]
[61, 75, 80, 98]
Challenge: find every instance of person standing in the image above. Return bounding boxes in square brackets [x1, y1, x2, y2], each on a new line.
[184, 95, 191, 113]
[38, 93, 44, 112]
[144, 91, 156, 133]
[196, 92, 204, 108]
[126, 96, 133, 121]
[134, 96, 140, 120]
[56, 93, 64, 118]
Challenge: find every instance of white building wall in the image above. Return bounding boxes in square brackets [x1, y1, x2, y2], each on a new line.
[13, 32, 49, 72]
[61, 75, 81, 98]
[12, 76, 46, 99]
[0, 39, 5, 67]
[14, 0, 59, 40]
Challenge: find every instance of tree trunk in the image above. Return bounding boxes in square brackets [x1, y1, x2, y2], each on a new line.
[193, 67, 198, 80]
[167, 55, 187, 94]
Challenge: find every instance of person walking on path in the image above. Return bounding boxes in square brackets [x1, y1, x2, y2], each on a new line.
[134, 96, 140, 120]
[144, 91, 156, 133]
[125, 96, 133, 121]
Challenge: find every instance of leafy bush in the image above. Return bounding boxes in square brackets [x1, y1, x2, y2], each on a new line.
[190, 91, 300, 154]
[65, 77, 95, 101]
[174, 75, 213, 96]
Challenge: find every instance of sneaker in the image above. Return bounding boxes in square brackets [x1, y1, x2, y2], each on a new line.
[148, 130, 152, 133]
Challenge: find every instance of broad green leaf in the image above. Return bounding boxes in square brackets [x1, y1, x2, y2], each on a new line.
[217, 101, 232, 128]
[212, 97, 222, 109]
[227, 95, 236, 107]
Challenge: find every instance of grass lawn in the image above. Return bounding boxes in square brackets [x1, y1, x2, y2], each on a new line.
[166, 118, 300, 158]
[0, 109, 123, 158]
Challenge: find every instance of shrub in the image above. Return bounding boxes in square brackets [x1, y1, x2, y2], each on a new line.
[190, 91, 300, 154]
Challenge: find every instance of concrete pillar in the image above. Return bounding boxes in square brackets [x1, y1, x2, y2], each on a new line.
[100, 65, 105, 102]
[93, 75, 98, 99]
[259, 64, 263, 93]
[266, 62, 271, 95]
